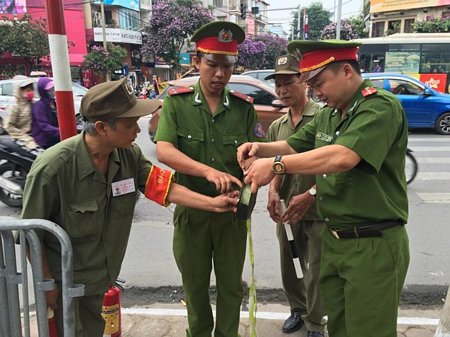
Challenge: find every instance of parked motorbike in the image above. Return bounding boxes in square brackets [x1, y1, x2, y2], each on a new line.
[0, 137, 40, 207]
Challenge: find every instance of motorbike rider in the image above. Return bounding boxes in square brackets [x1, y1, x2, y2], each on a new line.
[5, 77, 41, 150]
[31, 77, 60, 149]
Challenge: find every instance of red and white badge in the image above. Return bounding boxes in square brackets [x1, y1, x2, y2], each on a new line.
[112, 178, 136, 197]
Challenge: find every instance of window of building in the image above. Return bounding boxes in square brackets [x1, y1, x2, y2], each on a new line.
[372, 21, 385, 37]
[387, 20, 401, 35]
[214, 0, 224, 7]
[404, 18, 415, 33]
[443, 11, 450, 19]
[118, 8, 139, 31]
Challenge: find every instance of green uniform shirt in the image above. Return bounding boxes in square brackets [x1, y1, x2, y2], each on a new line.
[155, 82, 264, 196]
[287, 80, 408, 226]
[267, 99, 321, 220]
[21, 133, 152, 295]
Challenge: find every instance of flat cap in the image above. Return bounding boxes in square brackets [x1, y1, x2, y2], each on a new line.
[81, 78, 160, 122]
[265, 54, 300, 80]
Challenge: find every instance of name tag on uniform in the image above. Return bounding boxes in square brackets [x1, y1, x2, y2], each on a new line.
[112, 178, 136, 197]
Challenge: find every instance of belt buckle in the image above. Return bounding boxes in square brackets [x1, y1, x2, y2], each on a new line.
[330, 228, 341, 239]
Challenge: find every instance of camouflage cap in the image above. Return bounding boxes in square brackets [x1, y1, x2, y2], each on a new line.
[264, 54, 300, 80]
[81, 78, 160, 122]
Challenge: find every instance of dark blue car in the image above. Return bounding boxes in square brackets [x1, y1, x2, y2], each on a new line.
[362, 73, 450, 135]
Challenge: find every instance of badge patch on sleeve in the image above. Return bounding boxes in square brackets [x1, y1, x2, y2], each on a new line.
[253, 123, 266, 138]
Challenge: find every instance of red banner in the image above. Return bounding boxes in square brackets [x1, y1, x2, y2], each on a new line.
[420, 73, 448, 93]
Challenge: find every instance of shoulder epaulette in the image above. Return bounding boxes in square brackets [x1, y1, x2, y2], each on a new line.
[229, 90, 254, 104]
[169, 87, 194, 96]
[361, 87, 378, 97]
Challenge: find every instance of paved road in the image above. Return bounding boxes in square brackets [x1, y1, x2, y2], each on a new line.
[118, 127, 450, 290]
[1, 125, 449, 291]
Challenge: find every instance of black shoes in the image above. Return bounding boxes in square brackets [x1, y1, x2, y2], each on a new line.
[307, 331, 325, 337]
[282, 312, 304, 333]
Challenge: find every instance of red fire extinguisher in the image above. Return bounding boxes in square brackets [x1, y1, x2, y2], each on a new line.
[48, 307, 59, 337]
[102, 281, 124, 337]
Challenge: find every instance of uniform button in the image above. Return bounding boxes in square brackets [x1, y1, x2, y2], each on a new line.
[188, 135, 192, 139]
[211, 157, 215, 162]
[319, 196, 323, 201]
[335, 131, 340, 136]
[234, 140, 238, 144]
[322, 174, 327, 179]
[211, 138, 215, 143]
[212, 119, 215, 123]
[325, 218, 330, 222]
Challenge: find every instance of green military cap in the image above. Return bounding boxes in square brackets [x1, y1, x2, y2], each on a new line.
[191, 21, 245, 63]
[265, 54, 300, 80]
[287, 40, 362, 82]
[81, 78, 160, 122]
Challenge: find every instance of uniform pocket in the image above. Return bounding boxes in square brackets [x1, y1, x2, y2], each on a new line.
[177, 129, 204, 159]
[64, 200, 100, 240]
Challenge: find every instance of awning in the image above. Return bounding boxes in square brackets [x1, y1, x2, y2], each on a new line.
[69, 54, 85, 66]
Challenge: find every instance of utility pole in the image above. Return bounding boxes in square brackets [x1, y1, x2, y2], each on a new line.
[44, 0, 77, 141]
[100, 0, 111, 81]
[336, 0, 342, 40]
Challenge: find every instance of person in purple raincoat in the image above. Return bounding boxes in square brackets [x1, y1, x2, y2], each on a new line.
[31, 77, 60, 149]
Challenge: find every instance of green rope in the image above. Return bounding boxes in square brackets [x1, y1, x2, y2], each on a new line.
[246, 219, 258, 337]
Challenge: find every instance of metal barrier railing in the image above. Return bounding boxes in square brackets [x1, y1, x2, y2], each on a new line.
[0, 217, 84, 337]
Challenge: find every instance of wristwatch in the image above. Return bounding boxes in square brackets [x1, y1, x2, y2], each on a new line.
[272, 155, 285, 175]
[308, 187, 317, 197]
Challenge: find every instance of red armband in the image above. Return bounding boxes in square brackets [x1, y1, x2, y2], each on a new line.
[145, 166, 174, 206]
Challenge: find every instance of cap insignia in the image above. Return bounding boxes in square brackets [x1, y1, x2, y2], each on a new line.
[218, 29, 233, 43]
[291, 49, 303, 61]
[277, 56, 288, 66]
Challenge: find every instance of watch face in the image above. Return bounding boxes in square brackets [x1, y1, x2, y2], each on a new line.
[273, 162, 285, 174]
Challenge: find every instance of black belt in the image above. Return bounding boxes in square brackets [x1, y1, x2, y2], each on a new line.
[328, 220, 404, 239]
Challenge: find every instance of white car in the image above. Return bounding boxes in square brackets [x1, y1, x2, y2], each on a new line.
[0, 77, 87, 134]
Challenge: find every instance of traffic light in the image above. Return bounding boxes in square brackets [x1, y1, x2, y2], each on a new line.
[240, 3, 247, 20]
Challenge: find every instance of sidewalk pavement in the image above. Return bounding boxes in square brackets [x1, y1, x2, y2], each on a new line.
[120, 303, 440, 337]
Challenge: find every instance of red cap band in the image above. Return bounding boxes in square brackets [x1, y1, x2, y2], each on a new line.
[196, 36, 238, 56]
[299, 47, 359, 72]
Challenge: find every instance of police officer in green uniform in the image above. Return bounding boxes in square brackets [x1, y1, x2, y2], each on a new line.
[237, 40, 410, 337]
[155, 21, 264, 337]
[266, 54, 326, 336]
[21, 79, 239, 337]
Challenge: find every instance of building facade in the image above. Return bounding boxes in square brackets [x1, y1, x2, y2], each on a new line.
[369, 0, 450, 37]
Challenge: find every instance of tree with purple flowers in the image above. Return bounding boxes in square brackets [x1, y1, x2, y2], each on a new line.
[236, 39, 266, 70]
[321, 17, 368, 40]
[141, 0, 213, 69]
[254, 34, 288, 68]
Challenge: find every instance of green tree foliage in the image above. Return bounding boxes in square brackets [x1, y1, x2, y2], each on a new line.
[290, 3, 332, 40]
[0, 15, 49, 62]
[413, 18, 450, 33]
[141, 0, 213, 69]
[82, 43, 127, 78]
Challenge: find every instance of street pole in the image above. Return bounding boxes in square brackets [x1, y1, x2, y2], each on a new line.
[297, 4, 301, 39]
[100, 0, 111, 81]
[336, 0, 342, 40]
[44, 0, 77, 140]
